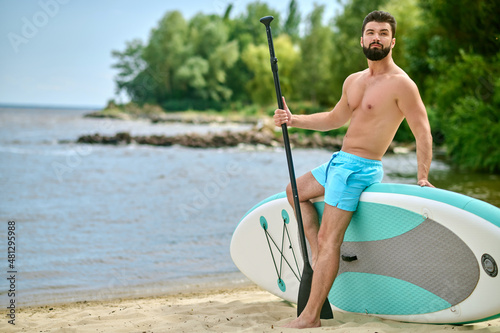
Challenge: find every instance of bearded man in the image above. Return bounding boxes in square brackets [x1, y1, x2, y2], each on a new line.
[273, 10, 434, 329]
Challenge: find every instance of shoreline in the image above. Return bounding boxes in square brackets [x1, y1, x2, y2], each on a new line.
[83, 107, 261, 125]
[78, 108, 424, 153]
[3, 284, 500, 332]
[15, 272, 252, 309]
[74, 127, 420, 154]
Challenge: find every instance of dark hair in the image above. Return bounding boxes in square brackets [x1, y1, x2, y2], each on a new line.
[362, 11, 396, 38]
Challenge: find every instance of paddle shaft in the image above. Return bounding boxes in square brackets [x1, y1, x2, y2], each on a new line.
[259, 16, 310, 268]
[259, 16, 333, 320]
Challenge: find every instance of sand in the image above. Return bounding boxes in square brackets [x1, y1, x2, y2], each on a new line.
[3, 284, 500, 332]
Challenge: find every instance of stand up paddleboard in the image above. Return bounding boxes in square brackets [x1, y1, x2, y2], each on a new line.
[230, 183, 500, 324]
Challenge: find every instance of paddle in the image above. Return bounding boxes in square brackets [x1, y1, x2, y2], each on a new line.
[259, 15, 333, 320]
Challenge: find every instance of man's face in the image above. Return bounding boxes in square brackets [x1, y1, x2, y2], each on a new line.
[361, 22, 395, 61]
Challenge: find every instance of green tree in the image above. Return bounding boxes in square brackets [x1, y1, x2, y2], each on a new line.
[141, 11, 190, 103]
[284, 0, 301, 43]
[224, 1, 281, 104]
[297, 4, 334, 105]
[242, 35, 299, 105]
[431, 51, 500, 172]
[229, 2, 281, 50]
[115, 10, 240, 109]
[111, 39, 147, 102]
[177, 13, 239, 102]
[404, 0, 500, 172]
[419, 0, 499, 57]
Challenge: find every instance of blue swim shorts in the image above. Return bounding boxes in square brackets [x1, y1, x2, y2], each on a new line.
[311, 151, 384, 211]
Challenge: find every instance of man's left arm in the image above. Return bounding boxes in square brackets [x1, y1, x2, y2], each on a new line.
[397, 77, 435, 188]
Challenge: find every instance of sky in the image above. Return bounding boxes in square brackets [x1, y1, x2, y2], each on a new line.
[0, 0, 341, 108]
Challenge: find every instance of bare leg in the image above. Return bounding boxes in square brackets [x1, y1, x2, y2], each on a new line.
[284, 204, 354, 329]
[285, 172, 324, 267]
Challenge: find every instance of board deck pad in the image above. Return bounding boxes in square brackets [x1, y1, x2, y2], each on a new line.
[335, 216, 479, 315]
[231, 184, 500, 324]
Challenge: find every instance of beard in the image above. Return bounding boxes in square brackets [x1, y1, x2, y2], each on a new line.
[363, 42, 390, 61]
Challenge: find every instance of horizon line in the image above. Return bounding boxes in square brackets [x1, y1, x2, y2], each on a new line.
[0, 102, 104, 110]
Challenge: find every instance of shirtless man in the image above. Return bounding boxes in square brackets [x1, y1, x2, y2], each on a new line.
[273, 11, 434, 329]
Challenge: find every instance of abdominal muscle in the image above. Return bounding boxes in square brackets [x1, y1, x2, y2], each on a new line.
[340, 111, 404, 161]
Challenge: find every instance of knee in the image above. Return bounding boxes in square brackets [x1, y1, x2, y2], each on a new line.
[317, 228, 344, 251]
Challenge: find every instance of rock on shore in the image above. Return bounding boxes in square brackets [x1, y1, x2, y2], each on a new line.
[76, 128, 344, 150]
[75, 119, 414, 153]
[80, 108, 417, 153]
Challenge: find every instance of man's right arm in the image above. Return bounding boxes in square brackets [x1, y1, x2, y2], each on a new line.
[396, 76, 434, 187]
[274, 78, 353, 131]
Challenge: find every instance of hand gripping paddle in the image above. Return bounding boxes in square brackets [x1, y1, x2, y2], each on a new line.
[259, 15, 333, 320]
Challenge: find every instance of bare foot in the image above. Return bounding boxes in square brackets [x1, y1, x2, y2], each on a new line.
[282, 315, 321, 329]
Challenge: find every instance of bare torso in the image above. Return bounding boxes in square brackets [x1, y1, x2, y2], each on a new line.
[341, 68, 409, 160]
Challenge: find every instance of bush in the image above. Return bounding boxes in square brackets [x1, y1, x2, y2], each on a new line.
[432, 51, 500, 172]
[161, 99, 226, 111]
[444, 96, 500, 172]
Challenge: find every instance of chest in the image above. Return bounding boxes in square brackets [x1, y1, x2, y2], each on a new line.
[346, 76, 397, 112]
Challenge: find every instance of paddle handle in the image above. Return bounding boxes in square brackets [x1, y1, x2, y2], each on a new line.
[260, 16, 310, 266]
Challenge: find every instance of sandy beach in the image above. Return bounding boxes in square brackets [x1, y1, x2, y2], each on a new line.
[3, 284, 500, 333]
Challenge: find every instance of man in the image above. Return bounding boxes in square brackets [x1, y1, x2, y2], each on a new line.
[273, 11, 434, 329]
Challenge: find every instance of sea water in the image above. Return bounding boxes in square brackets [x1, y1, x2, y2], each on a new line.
[0, 107, 498, 306]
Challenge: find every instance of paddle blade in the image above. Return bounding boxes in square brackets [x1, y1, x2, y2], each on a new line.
[297, 262, 334, 319]
[319, 294, 334, 319]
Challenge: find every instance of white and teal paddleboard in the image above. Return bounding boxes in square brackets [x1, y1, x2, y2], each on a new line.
[230, 183, 500, 324]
